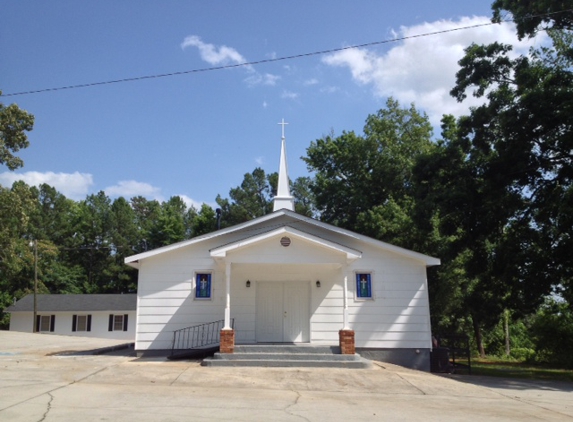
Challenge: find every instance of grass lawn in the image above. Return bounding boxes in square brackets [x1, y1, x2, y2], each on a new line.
[471, 358, 573, 382]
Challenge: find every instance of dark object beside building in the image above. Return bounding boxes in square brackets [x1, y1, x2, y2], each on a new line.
[430, 334, 471, 374]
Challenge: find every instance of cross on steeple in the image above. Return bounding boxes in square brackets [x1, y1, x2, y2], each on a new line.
[278, 118, 288, 139]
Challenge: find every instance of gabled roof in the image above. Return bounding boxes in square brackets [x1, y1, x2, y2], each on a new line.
[5, 294, 136, 313]
[124, 209, 440, 268]
[210, 225, 362, 261]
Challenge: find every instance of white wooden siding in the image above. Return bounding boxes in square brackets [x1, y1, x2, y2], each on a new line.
[9, 311, 135, 340]
[134, 220, 433, 351]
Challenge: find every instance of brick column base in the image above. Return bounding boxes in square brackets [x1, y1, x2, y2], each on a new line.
[339, 329, 355, 355]
[220, 329, 235, 354]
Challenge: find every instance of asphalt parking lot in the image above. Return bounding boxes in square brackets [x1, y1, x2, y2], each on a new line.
[1, 331, 571, 421]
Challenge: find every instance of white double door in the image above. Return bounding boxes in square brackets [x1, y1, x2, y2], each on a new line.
[256, 281, 310, 343]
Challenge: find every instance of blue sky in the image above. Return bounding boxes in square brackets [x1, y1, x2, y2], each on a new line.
[1, 1, 544, 208]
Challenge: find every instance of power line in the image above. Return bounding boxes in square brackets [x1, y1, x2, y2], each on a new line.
[2, 9, 570, 98]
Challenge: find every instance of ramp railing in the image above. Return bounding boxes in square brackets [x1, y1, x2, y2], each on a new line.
[171, 319, 234, 356]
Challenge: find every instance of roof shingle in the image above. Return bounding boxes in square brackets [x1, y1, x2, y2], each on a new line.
[5, 294, 136, 312]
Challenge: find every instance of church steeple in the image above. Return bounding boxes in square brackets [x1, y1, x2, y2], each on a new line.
[273, 119, 295, 212]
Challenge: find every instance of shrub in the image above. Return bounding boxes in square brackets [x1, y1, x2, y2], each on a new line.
[510, 347, 536, 363]
[530, 299, 573, 369]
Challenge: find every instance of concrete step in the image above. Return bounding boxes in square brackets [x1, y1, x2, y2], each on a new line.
[233, 345, 341, 354]
[201, 358, 371, 368]
[210, 352, 362, 361]
[201, 344, 372, 368]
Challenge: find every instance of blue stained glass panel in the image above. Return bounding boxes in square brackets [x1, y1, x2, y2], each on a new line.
[356, 273, 372, 298]
[196, 273, 211, 298]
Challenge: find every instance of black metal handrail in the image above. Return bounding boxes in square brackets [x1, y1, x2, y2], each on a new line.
[171, 319, 234, 355]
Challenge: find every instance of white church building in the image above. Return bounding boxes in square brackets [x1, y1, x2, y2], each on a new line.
[125, 123, 440, 370]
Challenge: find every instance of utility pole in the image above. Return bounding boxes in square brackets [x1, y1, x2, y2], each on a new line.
[30, 240, 38, 333]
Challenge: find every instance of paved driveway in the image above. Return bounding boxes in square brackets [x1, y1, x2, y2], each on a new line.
[1, 331, 571, 421]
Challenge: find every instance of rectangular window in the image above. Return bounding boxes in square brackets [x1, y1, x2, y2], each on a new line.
[356, 273, 373, 299]
[40, 315, 51, 331]
[72, 315, 92, 332]
[108, 314, 128, 331]
[195, 273, 212, 299]
[37, 315, 55, 332]
[114, 315, 124, 331]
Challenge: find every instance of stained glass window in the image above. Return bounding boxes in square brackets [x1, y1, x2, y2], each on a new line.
[196, 273, 212, 299]
[356, 273, 372, 298]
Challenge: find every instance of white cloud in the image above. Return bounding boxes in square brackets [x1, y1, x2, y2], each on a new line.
[105, 183, 213, 210]
[177, 194, 206, 211]
[181, 35, 247, 66]
[262, 100, 268, 109]
[245, 73, 281, 86]
[322, 17, 546, 125]
[0, 171, 93, 200]
[104, 180, 163, 201]
[255, 156, 264, 165]
[304, 78, 319, 86]
[320, 86, 339, 94]
[182, 35, 280, 87]
[281, 90, 299, 100]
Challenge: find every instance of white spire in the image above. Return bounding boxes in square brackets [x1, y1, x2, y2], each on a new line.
[273, 119, 295, 212]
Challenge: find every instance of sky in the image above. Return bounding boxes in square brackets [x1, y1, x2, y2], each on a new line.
[1, 1, 546, 209]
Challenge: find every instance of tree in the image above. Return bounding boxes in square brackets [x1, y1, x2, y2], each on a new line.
[0, 92, 35, 170]
[415, 2, 573, 354]
[30, 184, 76, 245]
[216, 168, 275, 227]
[0, 181, 39, 327]
[291, 176, 317, 217]
[530, 298, 573, 368]
[192, 204, 217, 236]
[148, 196, 188, 247]
[131, 196, 161, 251]
[451, 31, 573, 297]
[69, 191, 113, 292]
[303, 97, 434, 244]
[412, 115, 529, 356]
[492, 0, 573, 39]
[108, 197, 139, 292]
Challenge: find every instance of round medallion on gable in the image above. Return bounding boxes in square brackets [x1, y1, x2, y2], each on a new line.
[280, 236, 291, 247]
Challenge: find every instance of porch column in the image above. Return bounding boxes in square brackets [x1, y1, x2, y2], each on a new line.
[220, 261, 235, 353]
[223, 261, 232, 329]
[343, 273, 349, 329]
[339, 269, 355, 354]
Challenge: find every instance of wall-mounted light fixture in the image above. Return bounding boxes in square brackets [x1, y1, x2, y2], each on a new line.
[246, 280, 251, 288]
[316, 280, 321, 288]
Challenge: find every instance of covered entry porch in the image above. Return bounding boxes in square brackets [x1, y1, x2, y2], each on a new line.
[209, 226, 362, 353]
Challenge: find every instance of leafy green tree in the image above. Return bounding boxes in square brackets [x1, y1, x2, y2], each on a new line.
[131, 196, 161, 251]
[149, 196, 188, 247]
[216, 168, 275, 226]
[451, 32, 573, 295]
[412, 114, 524, 356]
[303, 97, 433, 241]
[184, 205, 199, 238]
[108, 197, 139, 292]
[192, 203, 217, 236]
[0, 182, 39, 327]
[216, 167, 320, 227]
[69, 191, 113, 292]
[291, 176, 316, 217]
[0, 92, 34, 170]
[492, 0, 573, 39]
[530, 299, 573, 368]
[30, 184, 76, 245]
[417, 2, 573, 354]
